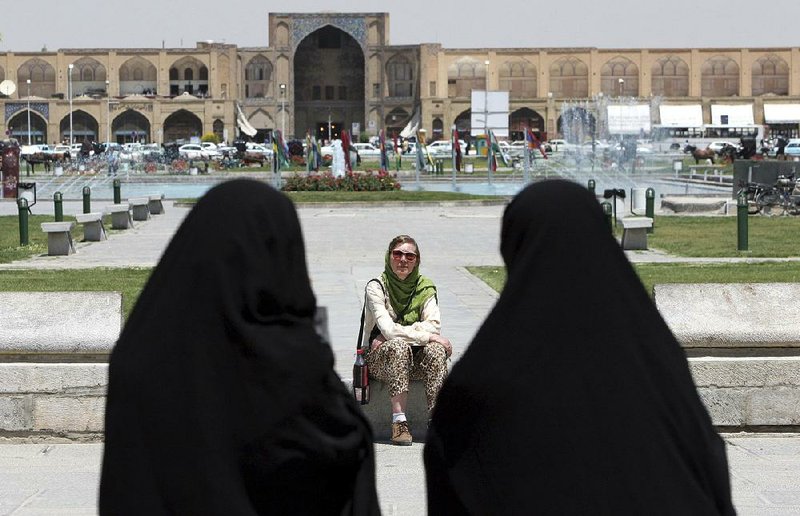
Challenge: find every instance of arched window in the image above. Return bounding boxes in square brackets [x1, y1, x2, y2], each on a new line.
[199, 66, 208, 80]
[499, 60, 537, 99]
[549, 57, 588, 98]
[447, 58, 486, 98]
[169, 68, 178, 80]
[386, 55, 413, 98]
[701, 56, 739, 97]
[184, 68, 193, 81]
[752, 54, 789, 96]
[600, 56, 638, 96]
[244, 55, 273, 98]
[17, 58, 56, 98]
[651, 56, 689, 97]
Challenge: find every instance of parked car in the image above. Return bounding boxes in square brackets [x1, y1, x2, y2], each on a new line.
[426, 140, 466, 156]
[179, 143, 220, 160]
[351, 142, 383, 158]
[785, 140, 800, 158]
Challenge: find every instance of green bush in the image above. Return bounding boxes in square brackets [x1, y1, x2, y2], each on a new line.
[201, 133, 220, 144]
[282, 171, 401, 192]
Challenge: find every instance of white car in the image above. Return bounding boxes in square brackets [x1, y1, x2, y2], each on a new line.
[426, 140, 466, 156]
[351, 142, 383, 158]
[179, 143, 220, 160]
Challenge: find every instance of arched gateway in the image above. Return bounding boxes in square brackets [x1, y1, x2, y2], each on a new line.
[293, 25, 365, 141]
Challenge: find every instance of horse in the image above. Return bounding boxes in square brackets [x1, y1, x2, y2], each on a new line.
[684, 144, 716, 164]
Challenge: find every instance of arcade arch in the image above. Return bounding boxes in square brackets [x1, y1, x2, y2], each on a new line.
[600, 57, 638, 97]
[59, 110, 99, 143]
[169, 57, 209, 96]
[17, 58, 56, 98]
[549, 57, 588, 98]
[72, 57, 107, 96]
[651, 56, 689, 97]
[118, 57, 157, 95]
[509, 108, 545, 141]
[8, 110, 47, 145]
[702, 56, 739, 97]
[163, 109, 202, 142]
[244, 55, 273, 98]
[752, 54, 789, 96]
[112, 109, 151, 143]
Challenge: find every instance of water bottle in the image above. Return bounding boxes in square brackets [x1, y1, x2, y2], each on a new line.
[353, 348, 370, 405]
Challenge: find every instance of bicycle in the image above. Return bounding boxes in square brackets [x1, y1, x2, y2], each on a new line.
[755, 174, 800, 216]
[735, 179, 772, 214]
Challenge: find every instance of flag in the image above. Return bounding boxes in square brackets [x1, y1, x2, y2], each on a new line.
[305, 132, 313, 172]
[526, 128, 548, 159]
[416, 130, 428, 172]
[274, 130, 289, 170]
[311, 135, 321, 171]
[488, 129, 508, 170]
[487, 131, 496, 173]
[379, 129, 388, 172]
[393, 132, 401, 170]
[451, 126, 462, 172]
[341, 130, 352, 173]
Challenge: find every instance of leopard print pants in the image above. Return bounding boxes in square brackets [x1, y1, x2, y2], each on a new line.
[365, 339, 448, 411]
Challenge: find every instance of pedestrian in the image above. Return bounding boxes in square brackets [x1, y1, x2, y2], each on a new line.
[361, 235, 452, 446]
[100, 179, 380, 515]
[424, 180, 735, 515]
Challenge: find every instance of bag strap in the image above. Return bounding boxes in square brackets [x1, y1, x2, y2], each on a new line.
[356, 279, 384, 351]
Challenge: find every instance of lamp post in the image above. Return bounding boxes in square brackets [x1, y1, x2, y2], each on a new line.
[26, 79, 31, 145]
[327, 110, 332, 142]
[483, 60, 490, 138]
[618, 77, 624, 97]
[68, 63, 74, 145]
[279, 83, 286, 138]
[106, 80, 111, 144]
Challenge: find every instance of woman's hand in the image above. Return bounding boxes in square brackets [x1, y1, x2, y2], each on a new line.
[370, 334, 387, 352]
[429, 334, 453, 357]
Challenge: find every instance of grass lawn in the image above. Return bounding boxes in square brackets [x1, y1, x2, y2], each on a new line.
[647, 216, 800, 257]
[0, 215, 52, 263]
[0, 268, 153, 319]
[468, 261, 800, 296]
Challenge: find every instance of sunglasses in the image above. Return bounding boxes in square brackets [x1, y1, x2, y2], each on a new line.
[391, 250, 418, 262]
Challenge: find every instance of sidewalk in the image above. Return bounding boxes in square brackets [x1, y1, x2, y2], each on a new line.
[1, 199, 799, 514]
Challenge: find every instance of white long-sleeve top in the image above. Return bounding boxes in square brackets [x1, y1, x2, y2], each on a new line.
[359, 277, 441, 349]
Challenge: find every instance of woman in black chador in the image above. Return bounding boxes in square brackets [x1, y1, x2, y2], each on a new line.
[100, 179, 379, 515]
[424, 180, 734, 515]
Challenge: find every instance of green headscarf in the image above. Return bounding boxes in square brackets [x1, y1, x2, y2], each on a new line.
[381, 250, 436, 325]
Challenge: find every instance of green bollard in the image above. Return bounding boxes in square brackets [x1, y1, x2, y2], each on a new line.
[82, 186, 91, 214]
[17, 198, 29, 246]
[588, 179, 596, 196]
[54, 192, 63, 222]
[645, 188, 655, 234]
[113, 178, 121, 204]
[601, 201, 613, 233]
[737, 192, 749, 251]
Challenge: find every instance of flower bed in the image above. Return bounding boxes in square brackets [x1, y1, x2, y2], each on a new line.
[282, 171, 401, 192]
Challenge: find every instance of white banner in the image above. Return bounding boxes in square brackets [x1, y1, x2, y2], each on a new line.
[710, 104, 754, 126]
[764, 104, 800, 123]
[659, 105, 703, 127]
[607, 104, 651, 134]
[470, 91, 509, 137]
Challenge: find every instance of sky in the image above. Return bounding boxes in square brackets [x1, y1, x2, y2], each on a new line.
[2, 0, 799, 52]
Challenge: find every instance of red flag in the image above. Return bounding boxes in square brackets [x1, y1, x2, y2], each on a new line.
[341, 130, 352, 173]
[527, 128, 549, 159]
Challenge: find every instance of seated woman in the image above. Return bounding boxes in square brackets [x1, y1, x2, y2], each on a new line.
[362, 235, 452, 446]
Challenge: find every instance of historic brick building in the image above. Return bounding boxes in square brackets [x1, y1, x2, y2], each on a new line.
[2, 12, 799, 145]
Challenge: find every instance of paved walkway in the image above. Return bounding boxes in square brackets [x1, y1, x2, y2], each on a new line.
[1, 197, 799, 514]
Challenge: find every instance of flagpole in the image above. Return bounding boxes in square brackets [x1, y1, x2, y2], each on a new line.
[451, 126, 458, 191]
[523, 128, 530, 184]
[487, 130, 493, 188]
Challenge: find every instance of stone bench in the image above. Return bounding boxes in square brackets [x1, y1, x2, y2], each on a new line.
[74, 212, 107, 242]
[620, 216, 653, 250]
[128, 197, 151, 221]
[40, 221, 76, 256]
[0, 291, 122, 436]
[147, 194, 166, 215]
[655, 283, 800, 428]
[104, 204, 134, 230]
[345, 378, 429, 442]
